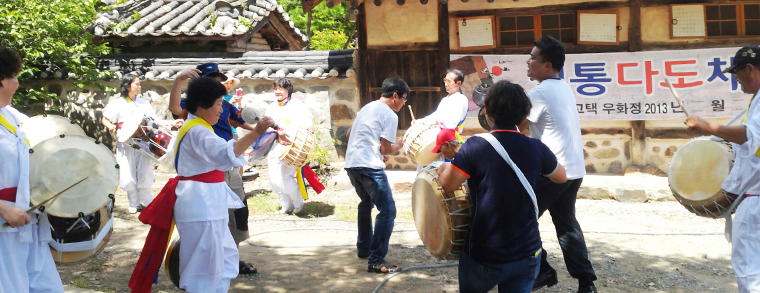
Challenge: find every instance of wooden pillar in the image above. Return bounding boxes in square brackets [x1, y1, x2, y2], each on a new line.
[629, 0, 642, 52]
[631, 120, 647, 166]
[438, 0, 450, 90]
[629, 0, 644, 167]
[357, 3, 370, 106]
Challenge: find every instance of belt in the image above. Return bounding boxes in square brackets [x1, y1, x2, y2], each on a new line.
[177, 170, 224, 183]
[744, 194, 759, 198]
[0, 187, 17, 202]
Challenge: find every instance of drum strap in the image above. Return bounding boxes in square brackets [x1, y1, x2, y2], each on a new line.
[474, 133, 539, 219]
[0, 112, 30, 146]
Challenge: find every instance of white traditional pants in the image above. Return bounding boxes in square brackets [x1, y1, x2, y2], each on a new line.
[116, 142, 154, 208]
[176, 219, 238, 293]
[0, 222, 63, 293]
[267, 148, 302, 211]
[732, 196, 760, 293]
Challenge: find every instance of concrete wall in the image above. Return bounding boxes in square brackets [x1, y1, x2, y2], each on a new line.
[365, 2, 438, 47]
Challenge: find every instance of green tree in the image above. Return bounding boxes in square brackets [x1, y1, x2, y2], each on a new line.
[0, 0, 111, 110]
[281, 0, 356, 50]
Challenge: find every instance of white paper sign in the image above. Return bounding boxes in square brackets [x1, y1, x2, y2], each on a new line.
[672, 5, 706, 37]
[458, 17, 494, 48]
[452, 47, 749, 121]
[579, 13, 617, 43]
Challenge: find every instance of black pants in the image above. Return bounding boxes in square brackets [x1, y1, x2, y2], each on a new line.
[535, 176, 596, 282]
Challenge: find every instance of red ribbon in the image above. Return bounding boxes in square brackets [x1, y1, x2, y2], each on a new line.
[129, 170, 224, 293]
[0, 187, 17, 202]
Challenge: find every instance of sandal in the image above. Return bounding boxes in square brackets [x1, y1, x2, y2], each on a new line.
[368, 261, 402, 274]
[239, 261, 258, 275]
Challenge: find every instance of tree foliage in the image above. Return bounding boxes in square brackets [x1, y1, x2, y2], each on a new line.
[0, 0, 111, 108]
[281, 0, 356, 50]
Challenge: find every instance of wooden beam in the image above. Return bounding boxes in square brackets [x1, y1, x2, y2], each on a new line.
[629, 0, 642, 52]
[302, 0, 325, 13]
[450, 1, 627, 18]
[643, 37, 760, 50]
[368, 42, 439, 51]
[438, 0, 450, 92]
[358, 3, 370, 106]
[452, 42, 631, 55]
[631, 120, 646, 166]
[267, 15, 307, 50]
[370, 86, 443, 92]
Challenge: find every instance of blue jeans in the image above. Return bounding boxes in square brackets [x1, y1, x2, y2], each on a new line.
[345, 167, 396, 265]
[459, 252, 540, 293]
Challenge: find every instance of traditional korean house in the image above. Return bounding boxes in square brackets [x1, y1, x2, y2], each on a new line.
[302, 0, 755, 174]
[26, 0, 357, 158]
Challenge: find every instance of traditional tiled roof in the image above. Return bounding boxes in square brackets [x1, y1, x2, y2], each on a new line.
[92, 0, 307, 44]
[80, 50, 355, 81]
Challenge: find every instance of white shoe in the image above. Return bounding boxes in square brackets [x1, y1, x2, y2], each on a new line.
[275, 207, 291, 215]
[128, 207, 138, 214]
[292, 206, 303, 214]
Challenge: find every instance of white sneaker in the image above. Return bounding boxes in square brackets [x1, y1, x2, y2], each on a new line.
[292, 206, 303, 214]
[128, 207, 138, 214]
[275, 207, 291, 215]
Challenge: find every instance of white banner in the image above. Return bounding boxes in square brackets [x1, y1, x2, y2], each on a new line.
[452, 47, 751, 120]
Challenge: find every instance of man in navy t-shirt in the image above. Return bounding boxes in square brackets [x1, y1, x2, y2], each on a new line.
[438, 81, 567, 293]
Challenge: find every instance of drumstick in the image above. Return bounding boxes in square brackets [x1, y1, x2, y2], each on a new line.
[2, 176, 89, 229]
[664, 78, 691, 117]
[408, 105, 416, 121]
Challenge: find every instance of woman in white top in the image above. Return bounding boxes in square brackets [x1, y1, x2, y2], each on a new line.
[0, 47, 63, 293]
[101, 73, 181, 214]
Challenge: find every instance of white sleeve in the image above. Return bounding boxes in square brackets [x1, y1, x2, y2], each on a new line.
[744, 98, 760, 153]
[102, 97, 119, 122]
[380, 111, 398, 142]
[526, 88, 547, 123]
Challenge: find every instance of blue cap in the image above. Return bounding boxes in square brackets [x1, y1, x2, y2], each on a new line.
[196, 62, 227, 81]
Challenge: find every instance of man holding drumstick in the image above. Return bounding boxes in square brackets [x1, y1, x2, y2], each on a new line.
[684, 45, 760, 293]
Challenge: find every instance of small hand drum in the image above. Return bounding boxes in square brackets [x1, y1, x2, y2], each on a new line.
[278, 128, 315, 168]
[669, 137, 739, 218]
[412, 165, 471, 260]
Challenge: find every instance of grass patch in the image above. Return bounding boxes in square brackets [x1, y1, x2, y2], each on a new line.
[71, 277, 90, 288]
[87, 257, 106, 271]
[247, 192, 279, 213]
[297, 201, 335, 218]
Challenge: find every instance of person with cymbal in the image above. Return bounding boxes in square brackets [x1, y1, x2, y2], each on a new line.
[0, 47, 64, 293]
[131, 77, 275, 292]
[101, 73, 182, 214]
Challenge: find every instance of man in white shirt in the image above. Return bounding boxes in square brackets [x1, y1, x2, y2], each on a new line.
[685, 45, 760, 293]
[519, 36, 597, 293]
[345, 77, 408, 274]
[418, 68, 470, 132]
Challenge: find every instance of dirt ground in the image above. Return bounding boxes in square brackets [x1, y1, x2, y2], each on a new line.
[57, 165, 738, 293]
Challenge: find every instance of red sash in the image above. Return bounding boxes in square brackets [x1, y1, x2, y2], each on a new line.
[129, 170, 224, 293]
[0, 187, 17, 202]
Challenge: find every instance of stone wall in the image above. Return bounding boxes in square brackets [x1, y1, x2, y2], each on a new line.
[22, 76, 359, 169]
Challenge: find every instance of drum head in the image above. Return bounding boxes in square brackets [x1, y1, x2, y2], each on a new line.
[669, 139, 732, 201]
[165, 238, 182, 288]
[117, 114, 143, 143]
[412, 169, 454, 259]
[416, 142, 440, 166]
[29, 135, 119, 217]
[20, 115, 85, 147]
[49, 206, 113, 265]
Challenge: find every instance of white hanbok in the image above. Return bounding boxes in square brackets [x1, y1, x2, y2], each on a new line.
[171, 114, 245, 293]
[0, 107, 63, 293]
[725, 91, 760, 293]
[102, 95, 156, 209]
[265, 98, 313, 212]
